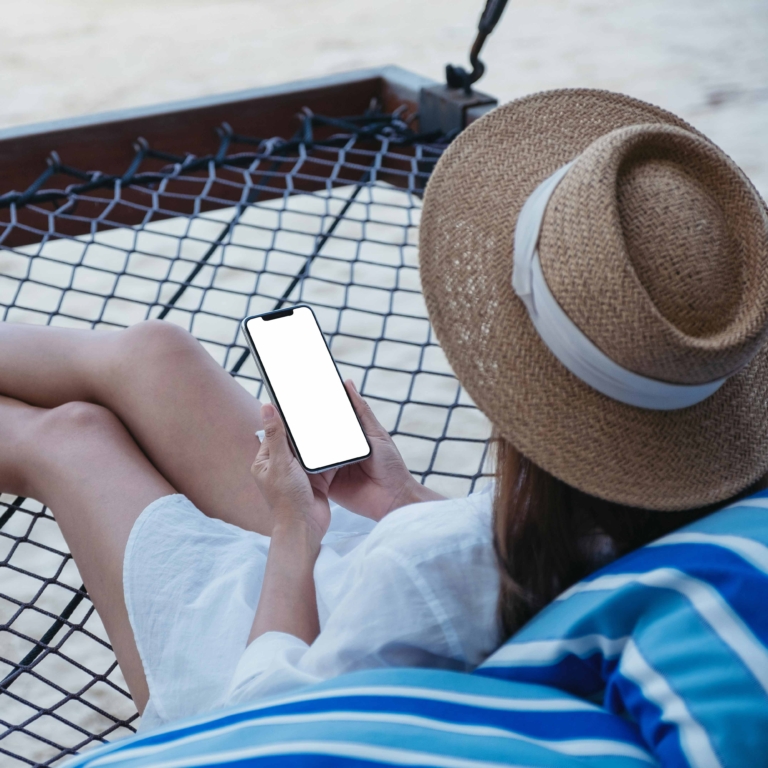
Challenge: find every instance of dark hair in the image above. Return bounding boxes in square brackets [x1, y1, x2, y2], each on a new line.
[492, 433, 764, 638]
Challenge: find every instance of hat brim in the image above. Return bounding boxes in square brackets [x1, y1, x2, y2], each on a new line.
[419, 89, 768, 511]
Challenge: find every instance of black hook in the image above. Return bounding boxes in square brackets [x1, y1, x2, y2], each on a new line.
[122, 138, 150, 184]
[215, 123, 234, 163]
[446, 0, 509, 94]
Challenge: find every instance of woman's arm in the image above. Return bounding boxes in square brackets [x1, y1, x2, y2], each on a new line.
[248, 520, 320, 644]
[248, 404, 329, 644]
[246, 383, 445, 644]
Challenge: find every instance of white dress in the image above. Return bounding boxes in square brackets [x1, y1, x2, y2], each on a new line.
[123, 484, 501, 732]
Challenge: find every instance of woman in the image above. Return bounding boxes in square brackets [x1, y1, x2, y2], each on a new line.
[1, 89, 767, 731]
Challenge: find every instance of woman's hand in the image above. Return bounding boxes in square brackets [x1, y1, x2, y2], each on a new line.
[328, 381, 445, 521]
[251, 404, 330, 547]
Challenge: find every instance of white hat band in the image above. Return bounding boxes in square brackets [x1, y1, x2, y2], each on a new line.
[512, 162, 729, 411]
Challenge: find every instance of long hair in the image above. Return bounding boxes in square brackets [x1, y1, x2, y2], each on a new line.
[492, 434, 763, 638]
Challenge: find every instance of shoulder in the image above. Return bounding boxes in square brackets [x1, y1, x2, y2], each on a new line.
[363, 483, 495, 563]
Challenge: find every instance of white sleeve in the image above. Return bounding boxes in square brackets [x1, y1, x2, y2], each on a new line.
[224, 547, 466, 705]
[301, 547, 465, 677]
[226, 631, 318, 704]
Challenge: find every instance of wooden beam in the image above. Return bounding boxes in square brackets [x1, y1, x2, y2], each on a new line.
[0, 66, 436, 197]
[0, 67, 439, 249]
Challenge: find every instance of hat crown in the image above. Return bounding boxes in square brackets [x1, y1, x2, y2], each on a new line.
[538, 124, 768, 385]
[619, 151, 738, 337]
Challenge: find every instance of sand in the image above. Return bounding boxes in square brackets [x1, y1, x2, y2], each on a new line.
[0, 0, 765, 196]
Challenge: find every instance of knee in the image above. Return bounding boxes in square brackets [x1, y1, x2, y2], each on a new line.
[36, 401, 121, 442]
[113, 320, 203, 374]
[124, 320, 199, 358]
[19, 402, 129, 502]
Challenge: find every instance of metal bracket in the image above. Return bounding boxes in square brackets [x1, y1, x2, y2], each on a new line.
[418, 84, 497, 134]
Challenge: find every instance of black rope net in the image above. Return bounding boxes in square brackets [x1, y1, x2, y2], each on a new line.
[0, 105, 492, 766]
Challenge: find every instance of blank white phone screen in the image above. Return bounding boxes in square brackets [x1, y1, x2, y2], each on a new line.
[246, 307, 369, 471]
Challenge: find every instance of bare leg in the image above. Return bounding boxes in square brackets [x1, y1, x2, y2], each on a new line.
[1, 395, 175, 711]
[0, 321, 272, 534]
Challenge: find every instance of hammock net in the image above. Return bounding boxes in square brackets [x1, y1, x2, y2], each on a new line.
[0, 106, 492, 766]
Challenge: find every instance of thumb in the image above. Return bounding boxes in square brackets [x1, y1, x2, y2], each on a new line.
[260, 404, 291, 461]
[345, 380, 383, 436]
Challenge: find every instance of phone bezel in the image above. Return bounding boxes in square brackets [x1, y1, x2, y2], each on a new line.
[240, 304, 372, 474]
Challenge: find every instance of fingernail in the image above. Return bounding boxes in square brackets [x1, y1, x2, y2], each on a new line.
[261, 404, 276, 421]
[349, 380, 358, 393]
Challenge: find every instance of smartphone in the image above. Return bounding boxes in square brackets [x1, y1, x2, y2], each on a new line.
[241, 305, 371, 473]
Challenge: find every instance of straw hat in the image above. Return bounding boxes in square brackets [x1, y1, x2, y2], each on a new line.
[419, 89, 768, 511]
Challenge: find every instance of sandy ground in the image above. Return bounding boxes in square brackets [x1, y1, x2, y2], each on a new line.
[0, 0, 766, 195]
[0, 0, 766, 763]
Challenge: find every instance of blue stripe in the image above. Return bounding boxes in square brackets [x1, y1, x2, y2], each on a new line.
[496, 590, 652, 648]
[156, 757, 435, 768]
[580, 543, 768, 645]
[607, 673, 690, 768]
[478, 652, 615, 698]
[184, 757, 462, 768]
[242, 695, 635, 740]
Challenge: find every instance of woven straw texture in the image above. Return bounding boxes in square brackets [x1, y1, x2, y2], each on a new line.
[419, 88, 768, 511]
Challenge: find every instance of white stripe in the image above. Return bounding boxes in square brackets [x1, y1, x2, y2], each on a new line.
[90, 740, 547, 768]
[557, 568, 768, 694]
[650, 532, 768, 575]
[512, 162, 727, 411]
[86, 711, 655, 767]
[485, 634, 629, 667]
[620, 639, 721, 768]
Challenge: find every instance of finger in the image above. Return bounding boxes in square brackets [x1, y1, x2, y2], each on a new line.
[260, 403, 291, 461]
[345, 380, 384, 435]
[314, 466, 337, 494]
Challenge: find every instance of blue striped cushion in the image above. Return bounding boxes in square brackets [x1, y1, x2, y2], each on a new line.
[478, 490, 768, 767]
[66, 492, 767, 767]
[65, 669, 653, 767]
